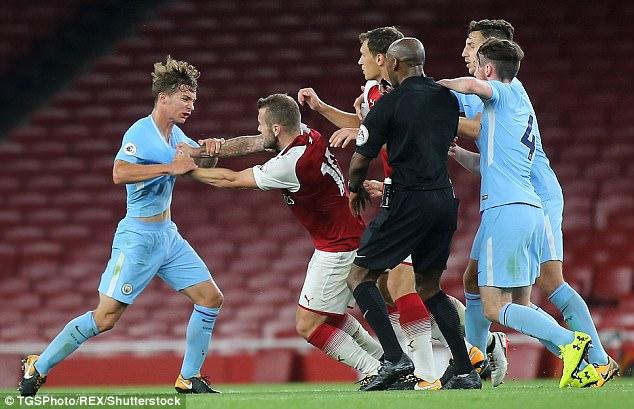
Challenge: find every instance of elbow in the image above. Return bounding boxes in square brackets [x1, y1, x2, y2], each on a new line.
[112, 169, 123, 185]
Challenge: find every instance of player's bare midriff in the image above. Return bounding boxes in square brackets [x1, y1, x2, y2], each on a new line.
[135, 208, 171, 222]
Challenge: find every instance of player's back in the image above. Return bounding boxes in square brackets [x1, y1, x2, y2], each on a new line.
[479, 80, 541, 211]
[282, 129, 365, 252]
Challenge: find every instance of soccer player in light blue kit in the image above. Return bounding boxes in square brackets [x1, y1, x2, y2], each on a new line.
[19, 56, 224, 396]
[451, 19, 618, 388]
[439, 39, 594, 388]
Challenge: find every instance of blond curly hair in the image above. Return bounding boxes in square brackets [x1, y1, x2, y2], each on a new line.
[151, 55, 200, 99]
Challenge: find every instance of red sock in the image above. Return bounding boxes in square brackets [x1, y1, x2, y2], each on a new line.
[307, 323, 340, 350]
[395, 292, 430, 337]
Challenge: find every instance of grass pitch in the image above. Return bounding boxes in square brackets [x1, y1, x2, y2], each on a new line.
[2, 379, 632, 409]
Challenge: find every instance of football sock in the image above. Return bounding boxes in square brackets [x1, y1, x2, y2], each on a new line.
[425, 291, 473, 375]
[499, 303, 574, 347]
[464, 292, 490, 356]
[529, 303, 561, 355]
[353, 282, 403, 363]
[308, 322, 381, 375]
[387, 305, 409, 353]
[180, 305, 219, 379]
[35, 311, 99, 375]
[395, 293, 435, 381]
[549, 282, 609, 365]
[430, 314, 448, 347]
[328, 313, 383, 359]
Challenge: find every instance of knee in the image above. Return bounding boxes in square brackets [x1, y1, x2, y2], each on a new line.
[416, 280, 440, 301]
[295, 318, 313, 340]
[535, 262, 564, 295]
[295, 311, 324, 340]
[198, 288, 224, 308]
[347, 265, 374, 290]
[415, 274, 440, 301]
[482, 302, 501, 323]
[93, 312, 118, 333]
[463, 265, 479, 293]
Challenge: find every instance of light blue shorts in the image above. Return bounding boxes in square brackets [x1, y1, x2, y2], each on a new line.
[541, 199, 564, 263]
[98, 218, 212, 304]
[470, 200, 563, 264]
[472, 203, 544, 288]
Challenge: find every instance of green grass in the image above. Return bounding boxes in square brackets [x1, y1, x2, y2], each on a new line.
[2, 379, 633, 409]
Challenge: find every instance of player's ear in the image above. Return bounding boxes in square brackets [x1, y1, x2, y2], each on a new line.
[485, 64, 493, 78]
[375, 53, 384, 66]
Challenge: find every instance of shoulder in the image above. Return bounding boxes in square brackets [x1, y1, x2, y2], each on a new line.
[124, 116, 152, 139]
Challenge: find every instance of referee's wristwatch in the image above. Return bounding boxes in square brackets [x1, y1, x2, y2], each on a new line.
[348, 181, 362, 193]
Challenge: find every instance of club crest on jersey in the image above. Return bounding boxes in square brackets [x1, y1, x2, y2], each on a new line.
[123, 142, 137, 156]
[121, 283, 133, 295]
[357, 125, 369, 146]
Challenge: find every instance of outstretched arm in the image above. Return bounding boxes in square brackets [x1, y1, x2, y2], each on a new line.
[297, 87, 361, 129]
[183, 134, 276, 159]
[438, 77, 493, 100]
[191, 167, 258, 189]
[112, 154, 197, 185]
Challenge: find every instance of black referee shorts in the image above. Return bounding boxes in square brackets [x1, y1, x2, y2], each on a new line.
[354, 187, 459, 273]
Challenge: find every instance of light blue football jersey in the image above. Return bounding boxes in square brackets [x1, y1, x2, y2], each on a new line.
[114, 115, 198, 218]
[454, 81, 563, 205]
[477, 80, 542, 211]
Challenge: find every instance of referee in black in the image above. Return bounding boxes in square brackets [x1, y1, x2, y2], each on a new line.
[347, 37, 478, 391]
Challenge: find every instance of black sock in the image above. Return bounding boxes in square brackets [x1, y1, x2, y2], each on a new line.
[425, 290, 473, 375]
[353, 281, 403, 363]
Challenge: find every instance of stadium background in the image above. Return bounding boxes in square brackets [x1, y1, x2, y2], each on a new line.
[0, 0, 633, 388]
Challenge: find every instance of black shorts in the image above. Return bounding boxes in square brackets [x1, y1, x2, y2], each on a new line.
[354, 187, 459, 272]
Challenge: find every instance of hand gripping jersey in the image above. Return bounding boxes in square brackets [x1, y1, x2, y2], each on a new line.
[252, 128, 366, 252]
[114, 115, 199, 217]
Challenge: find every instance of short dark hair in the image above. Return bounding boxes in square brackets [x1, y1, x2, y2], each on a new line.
[257, 94, 300, 131]
[468, 19, 514, 41]
[359, 26, 404, 56]
[151, 55, 199, 99]
[477, 38, 524, 81]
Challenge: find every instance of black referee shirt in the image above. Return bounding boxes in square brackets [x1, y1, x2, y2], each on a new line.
[356, 75, 459, 190]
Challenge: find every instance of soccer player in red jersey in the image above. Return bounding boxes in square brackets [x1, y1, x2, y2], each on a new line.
[189, 94, 384, 380]
[299, 27, 481, 389]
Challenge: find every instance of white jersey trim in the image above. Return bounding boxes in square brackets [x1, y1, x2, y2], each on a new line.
[252, 145, 305, 192]
[486, 104, 495, 167]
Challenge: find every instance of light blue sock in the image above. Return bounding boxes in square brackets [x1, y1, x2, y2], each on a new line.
[180, 305, 219, 379]
[465, 292, 490, 354]
[549, 282, 608, 365]
[529, 303, 562, 356]
[499, 303, 574, 348]
[35, 311, 99, 375]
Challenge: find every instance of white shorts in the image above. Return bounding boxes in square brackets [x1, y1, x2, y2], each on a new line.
[298, 249, 356, 315]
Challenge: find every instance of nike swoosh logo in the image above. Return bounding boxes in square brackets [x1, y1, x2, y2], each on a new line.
[75, 326, 87, 339]
[23, 361, 35, 379]
[179, 379, 193, 389]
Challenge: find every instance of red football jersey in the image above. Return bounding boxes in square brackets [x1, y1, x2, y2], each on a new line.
[252, 128, 365, 252]
[364, 81, 392, 177]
